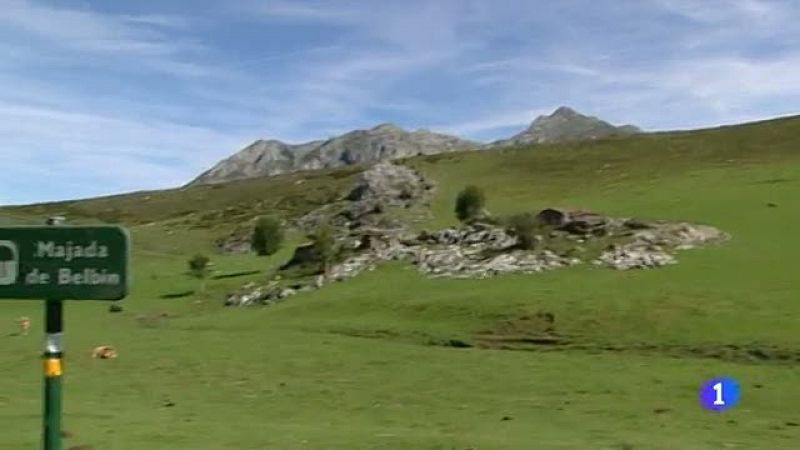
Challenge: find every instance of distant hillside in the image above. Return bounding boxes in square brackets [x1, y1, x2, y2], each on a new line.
[489, 106, 640, 147]
[191, 124, 478, 185]
[191, 106, 640, 186]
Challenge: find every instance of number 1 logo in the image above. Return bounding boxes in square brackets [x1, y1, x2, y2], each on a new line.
[712, 382, 725, 405]
[700, 377, 740, 412]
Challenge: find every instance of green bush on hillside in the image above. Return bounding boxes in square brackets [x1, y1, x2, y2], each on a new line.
[188, 254, 210, 277]
[188, 254, 211, 293]
[252, 216, 284, 256]
[455, 185, 486, 222]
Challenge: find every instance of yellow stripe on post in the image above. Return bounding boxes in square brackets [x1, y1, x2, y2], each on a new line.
[44, 358, 62, 377]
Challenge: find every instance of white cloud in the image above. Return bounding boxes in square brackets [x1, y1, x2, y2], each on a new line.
[252, 1, 357, 22]
[0, 99, 254, 201]
[657, 55, 800, 102]
[654, 0, 784, 24]
[0, 0, 207, 72]
[436, 108, 551, 137]
[121, 14, 192, 29]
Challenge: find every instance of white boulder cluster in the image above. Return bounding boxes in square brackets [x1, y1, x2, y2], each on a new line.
[594, 247, 677, 270]
[325, 219, 728, 282]
[416, 248, 580, 279]
[325, 224, 574, 282]
[224, 281, 308, 307]
[593, 222, 727, 270]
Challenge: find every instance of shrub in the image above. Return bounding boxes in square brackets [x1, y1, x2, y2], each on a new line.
[188, 254, 211, 278]
[455, 185, 486, 222]
[251, 216, 284, 256]
[309, 225, 338, 276]
[188, 254, 211, 292]
[506, 213, 540, 250]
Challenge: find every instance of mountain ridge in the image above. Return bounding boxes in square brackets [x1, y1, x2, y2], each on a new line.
[190, 106, 639, 185]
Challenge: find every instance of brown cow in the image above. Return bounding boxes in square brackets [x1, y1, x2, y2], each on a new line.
[91, 346, 118, 359]
[18, 317, 30, 336]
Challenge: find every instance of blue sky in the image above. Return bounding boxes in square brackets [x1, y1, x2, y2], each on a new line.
[1, 0, 798, 204]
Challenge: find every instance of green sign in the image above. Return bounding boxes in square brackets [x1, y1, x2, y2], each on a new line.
[0, 226, 129, 300]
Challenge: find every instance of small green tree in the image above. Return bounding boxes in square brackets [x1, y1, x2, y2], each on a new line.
[188, 254, 211, 292]
[252, 216, 284, 256]
[506, 213, 540, 250]
[309, 225, 338, 276]
[455, 185, 486, 222]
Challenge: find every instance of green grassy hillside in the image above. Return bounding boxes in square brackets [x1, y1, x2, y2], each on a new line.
[1, 116, 800, 449]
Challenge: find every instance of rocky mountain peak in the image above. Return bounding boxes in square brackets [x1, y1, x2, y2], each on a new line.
[190, 122, 478, 185]
[491, 106, 641, 147]
[190, 106, 642, 186]
[550, 106, 580, 118]
[371, 123, 404, 133]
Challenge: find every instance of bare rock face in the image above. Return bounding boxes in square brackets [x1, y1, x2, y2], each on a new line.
[298, 125, 477, 172]
[345, 161, 432, 206]
[296, 161, 433, 232]
[192, 139, 320, 185]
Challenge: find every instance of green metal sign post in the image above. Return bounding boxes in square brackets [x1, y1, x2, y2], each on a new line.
[0, 220, 130, 450]
[43, 298, 63, 450]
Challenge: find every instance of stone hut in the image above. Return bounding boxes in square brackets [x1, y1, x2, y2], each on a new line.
[536, 208, 570, 227]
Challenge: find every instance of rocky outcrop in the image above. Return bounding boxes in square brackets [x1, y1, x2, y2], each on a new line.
[592, 222, 727, 270]
[594, 248, 677, 270]
[345, 161, 434, 206]
[218, 159, 728, 308]
[224, 282, 309, 307]
[225, 211, 728, 306]
[296, 161, 433, 231]
[329, 212, 728, 279]
[315, 217, 727, 283]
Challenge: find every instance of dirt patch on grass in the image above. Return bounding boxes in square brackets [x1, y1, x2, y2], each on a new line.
[469, 312, 800, 363]
[473, 336, 800, 364]
[326, 315, 800, 364]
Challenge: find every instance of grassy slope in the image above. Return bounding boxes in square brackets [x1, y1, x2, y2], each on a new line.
[2, 117, 800, 449]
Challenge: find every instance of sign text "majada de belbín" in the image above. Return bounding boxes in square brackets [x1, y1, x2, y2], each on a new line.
[0, 226, 130, 300]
